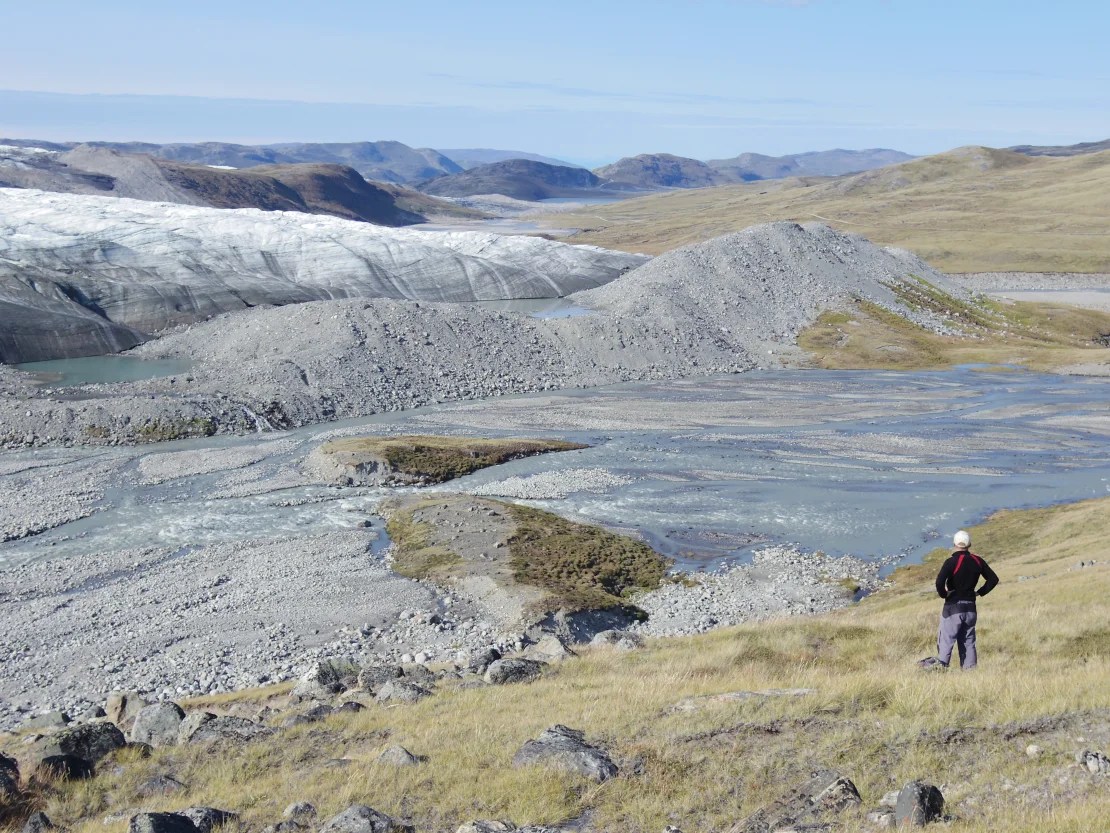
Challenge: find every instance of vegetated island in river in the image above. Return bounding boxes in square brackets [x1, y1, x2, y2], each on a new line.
[304, 435, 588, 487]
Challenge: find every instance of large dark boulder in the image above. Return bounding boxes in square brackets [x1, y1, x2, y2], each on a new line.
[129, 813, 199, 833]
[512, 725, 617, 783]
[33, 722, 125, 764]
[484, 659, 546, 685]
[895, 781, 945, 827]
[33, 754, 95, 782]
[179, 807, 239, 833]
[0, 754, 19, 799]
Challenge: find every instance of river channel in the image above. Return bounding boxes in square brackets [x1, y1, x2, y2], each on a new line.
[1, 367, 1108, 571]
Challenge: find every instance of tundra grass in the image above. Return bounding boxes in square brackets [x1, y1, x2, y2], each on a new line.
[798, 295, 1110, 372]
[5, 498, 1109, 833]
[541, 148, 1110, 273]
[320, 436, 586, 483]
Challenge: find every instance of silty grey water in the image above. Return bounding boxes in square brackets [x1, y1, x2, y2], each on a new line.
[1, 368, 1107, 570]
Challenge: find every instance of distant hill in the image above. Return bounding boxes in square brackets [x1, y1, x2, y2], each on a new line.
[707, 148, 915, 181]
[417, 159, 603, 200]
[593, 153, 728, 189]
[542, 145, 1110, 273]
[437, 148, 580, 170]
[0, 145, 480, 226]
[591, 148, 914, 190]
[1008, 138, 1110, 157]
[0, 138, 462, 185]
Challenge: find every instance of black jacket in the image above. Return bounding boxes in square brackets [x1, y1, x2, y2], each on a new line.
[935, 550, 999, 604]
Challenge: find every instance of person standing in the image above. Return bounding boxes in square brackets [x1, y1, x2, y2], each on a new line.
[933, 530, 999, 669]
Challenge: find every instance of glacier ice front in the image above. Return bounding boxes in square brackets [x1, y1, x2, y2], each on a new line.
[0, 188, 647, 363]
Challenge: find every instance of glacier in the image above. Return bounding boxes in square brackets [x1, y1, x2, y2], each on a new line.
[0, 188, 646, 362]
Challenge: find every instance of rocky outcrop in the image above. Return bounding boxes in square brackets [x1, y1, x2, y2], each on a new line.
[318, 804, 413, 833]
[177, 713, 273, 745]
[290, 659, 359, 703]
[512, 725, 618, 783]
[730, 769, 861, 833]
[375, 681, 431, 705]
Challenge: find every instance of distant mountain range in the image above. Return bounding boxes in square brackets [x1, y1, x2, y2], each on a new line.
[0, 145, 480, 226]
[437, 148, 580, 170]
[1007, 138, 1110, 157]
[417, 159, 604, 200]
[414, 148, 919, 199]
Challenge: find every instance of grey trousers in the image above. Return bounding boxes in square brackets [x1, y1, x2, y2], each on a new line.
[937, 602, 977, 669]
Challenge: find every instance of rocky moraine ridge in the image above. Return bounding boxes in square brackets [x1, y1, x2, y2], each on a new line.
[0, 212, 972, 447]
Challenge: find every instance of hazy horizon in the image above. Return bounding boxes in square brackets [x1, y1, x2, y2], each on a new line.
[2, 0, 1107, 166]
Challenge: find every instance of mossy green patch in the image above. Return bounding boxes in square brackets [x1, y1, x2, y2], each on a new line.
[504, 503, 671, 615]
[320, 435, 586, 483]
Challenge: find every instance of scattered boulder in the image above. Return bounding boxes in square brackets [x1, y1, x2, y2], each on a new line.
[131, 703, 186, 747]
[106, 692, 148, 729]
[732, 769, 861, 833]
[0, 753, 19, 799]
[21, 813, 57, 833]
[177, 712, 217, 744]
[182, 715, 274, 745]
[894, 781, 944, 827]
[1077, 749, 1110, 774]
[456, 823, 517, 833]
[375, 681, 431, 705]
[33, 754, 95, 782]
[334, 701, 366, 715]
[484, 659, 546, 685]
[465, 647, 501, 675]
[377, 745, 420, 767]
[283, 803, 318, 823]
[33, 721, 126, 764]
[22, 711, 71, 732]
[318, 804, 413, 833]
[523, 634, 576, 664]
[282, 704, 334, 728]
[129, 813, 200, 833]
[399, 664, 434, 683]
[536, 607, 641, 644]
[291, 659, 359, 703]
[589, 630, 645, 651]
[356, 666, 403, 692]
[179, 807, 239, 833]
[136, 774, 188, 797]
[512, 725, 618, 783]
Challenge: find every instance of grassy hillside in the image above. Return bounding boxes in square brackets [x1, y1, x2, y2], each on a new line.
[544, 147, 1110, 273]
[5, 497, 1107, 833]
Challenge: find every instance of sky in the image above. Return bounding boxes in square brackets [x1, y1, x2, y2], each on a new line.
[2, 0, 1107, 165]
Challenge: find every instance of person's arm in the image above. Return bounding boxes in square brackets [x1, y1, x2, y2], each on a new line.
[935, 558, 953, 598]
[977, 559, 999, 596]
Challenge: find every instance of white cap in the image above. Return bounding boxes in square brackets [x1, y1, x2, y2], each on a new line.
[953, 530, 971, 548]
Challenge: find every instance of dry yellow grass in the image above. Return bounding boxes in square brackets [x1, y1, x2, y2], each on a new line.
[544, 147, 1110, 273]
[797, 297, 1110, 372]
[4, 498, 1109, 833]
